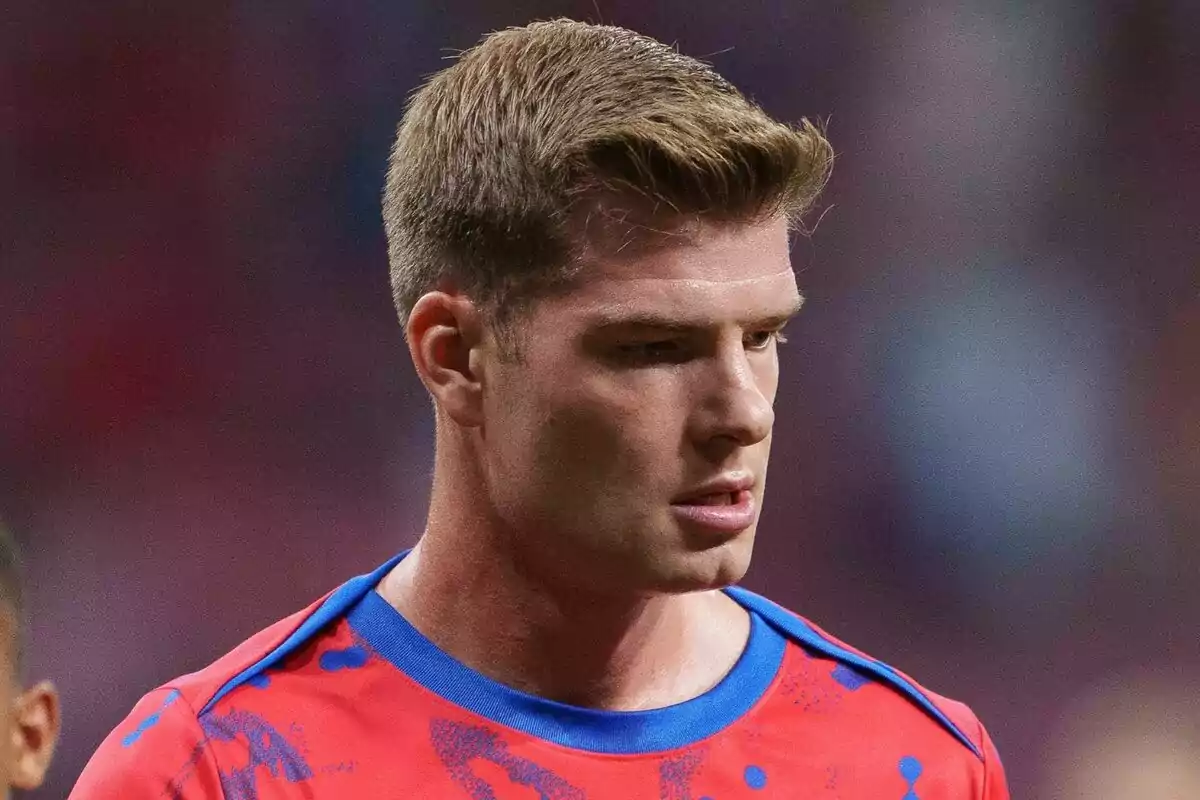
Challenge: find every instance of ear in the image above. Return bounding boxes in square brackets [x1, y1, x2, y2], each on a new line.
[406, 291, 486, 427]
[7, 681, 59, 791]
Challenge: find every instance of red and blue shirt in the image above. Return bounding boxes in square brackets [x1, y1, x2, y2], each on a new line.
[72, 553, 1008, 799]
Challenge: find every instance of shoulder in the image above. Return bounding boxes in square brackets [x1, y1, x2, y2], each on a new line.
[72, 556, 403, 799]
[70, 598, 328, 800]
[730, 585, 1010, 798]
[798, 609, 989, 753]
[174, 599, 326, 712]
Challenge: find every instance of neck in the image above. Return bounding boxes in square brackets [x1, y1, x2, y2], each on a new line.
[378, 434, 750, 710]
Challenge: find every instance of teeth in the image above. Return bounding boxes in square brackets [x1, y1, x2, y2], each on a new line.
[698, 492, 734, 506]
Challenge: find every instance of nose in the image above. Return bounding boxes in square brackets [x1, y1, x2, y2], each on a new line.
[689, 345, 775, 451]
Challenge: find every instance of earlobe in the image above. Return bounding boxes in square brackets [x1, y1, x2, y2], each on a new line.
[406, 292, 486, 427]
[8, 681, 60, 790]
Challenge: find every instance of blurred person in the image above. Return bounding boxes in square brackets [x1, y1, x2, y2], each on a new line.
[1040, 670, 1200, 798]
[73, 19, 1006, 799]
[0, 525, 60, 796]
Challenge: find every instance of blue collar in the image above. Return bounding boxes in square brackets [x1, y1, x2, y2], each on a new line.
[347, 584, 785, 753]
[201, 551, 980, 759]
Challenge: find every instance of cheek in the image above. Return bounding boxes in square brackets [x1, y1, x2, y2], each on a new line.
[532, 380, 682, 498]
[757, 351, 782, 400]
[482, 371, 623, 496]
[485, 351, 689, 498]
[531, 395, 639, 483]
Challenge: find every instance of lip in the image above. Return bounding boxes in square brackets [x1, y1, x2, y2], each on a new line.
[670, 475, 758, 534]
[671, 474, 755, 504]
[670, 490, 757, 534]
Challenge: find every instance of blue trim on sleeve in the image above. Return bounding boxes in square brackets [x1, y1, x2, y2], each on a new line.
[347, 589, 787, 754]
[724, 585, 984, 761]
[198, 553, 406, 716]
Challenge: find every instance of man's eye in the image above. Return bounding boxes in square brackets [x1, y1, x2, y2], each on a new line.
[616, 340, 686, 362]
[745, 330, 787, 351]
[623, 341, 678, 356]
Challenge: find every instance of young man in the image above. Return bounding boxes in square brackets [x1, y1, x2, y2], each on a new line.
[73, 19, 1008, 798]
[0, 525, 60, 796]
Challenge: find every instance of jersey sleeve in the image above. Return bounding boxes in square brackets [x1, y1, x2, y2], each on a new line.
[70, 687, 226, 800]
[980, 718, 1010, 800]
[923, 690, 1010, 800]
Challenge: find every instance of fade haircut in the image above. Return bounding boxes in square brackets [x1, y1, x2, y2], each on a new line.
[383, 18, 833, 345]
[0, 523, 24, 674]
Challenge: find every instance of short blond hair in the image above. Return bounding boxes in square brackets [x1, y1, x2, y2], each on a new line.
[383, 18, 832, 330]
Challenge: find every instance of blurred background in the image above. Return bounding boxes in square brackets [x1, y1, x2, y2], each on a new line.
[3, 1, 1197, 797]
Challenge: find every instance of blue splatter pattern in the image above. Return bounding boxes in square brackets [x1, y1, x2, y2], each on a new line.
[430, 719, 585, 800]
[122, 689, 182, 747]
[899, 756, 923, 799]
[200, 709, 313, 800]
[319, 645, 370, 672]
[744, 764, 768, 790]
[658, 748, 706, 799]
[831, 664, 872, 692]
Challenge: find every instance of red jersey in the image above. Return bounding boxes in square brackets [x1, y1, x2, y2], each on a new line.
[72, 553, 1008, 799]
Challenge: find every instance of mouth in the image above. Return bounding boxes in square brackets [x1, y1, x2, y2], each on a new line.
[684, 491, 745, 506]
[670, 489, 757, 534]
[671, 473, 756, 506]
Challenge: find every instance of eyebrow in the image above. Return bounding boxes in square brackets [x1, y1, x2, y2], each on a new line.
[585, 294, 805, 333]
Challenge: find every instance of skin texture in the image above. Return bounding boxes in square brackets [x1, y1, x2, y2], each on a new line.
[381, 216, 799, 711]
[0, 614, 59, 796]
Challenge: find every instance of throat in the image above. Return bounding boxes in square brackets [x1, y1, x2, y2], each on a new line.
[380, 545, 751, 711]
[502, 592, 750, 711]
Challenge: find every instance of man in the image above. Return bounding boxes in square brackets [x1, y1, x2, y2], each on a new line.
[73, 19, 1008, 798]
[0, 525, 60, 796]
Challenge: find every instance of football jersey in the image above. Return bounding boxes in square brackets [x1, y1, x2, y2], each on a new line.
[71, 553, 1009, 799]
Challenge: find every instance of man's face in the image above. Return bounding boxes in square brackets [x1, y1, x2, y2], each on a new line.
[478, 217, 799, 594]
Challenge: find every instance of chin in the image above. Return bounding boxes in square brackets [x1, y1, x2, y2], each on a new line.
[648, 536, 756, 594]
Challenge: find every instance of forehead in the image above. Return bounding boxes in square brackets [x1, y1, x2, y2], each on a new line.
[557, 218, 799, 324]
